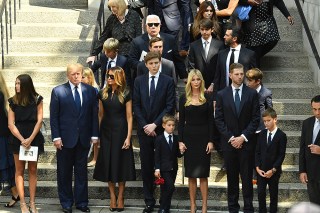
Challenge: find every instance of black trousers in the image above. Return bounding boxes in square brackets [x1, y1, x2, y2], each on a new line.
[224, 149, 254, 213]
[138, 133, 156, 207]
[159, 170, 177, 211]
[307, 180, 320, 205]
[257, 173, 280, 213]
[247, 40, 278, 67]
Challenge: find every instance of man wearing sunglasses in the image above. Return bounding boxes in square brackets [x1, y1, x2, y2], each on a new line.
[128, 15, 187, 84]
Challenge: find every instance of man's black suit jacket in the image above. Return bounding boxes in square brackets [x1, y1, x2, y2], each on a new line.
[214, 46, 257, 92]
[133, 73, 175, 134]
[299, 116, 320, 181]
[215, 84, 260, 151]
[91, 53, 130, 89]
[154, 134, 182, 172]
[255, 128, 287, 174]
[137, 58, 177, 85]
[128, 32, 187, 79]
[188, 38, 224, 88]
[257, 86, 273, 131]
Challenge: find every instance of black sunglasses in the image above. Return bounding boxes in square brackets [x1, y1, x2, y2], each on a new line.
[147, 23, 160, 27]
[107, 74, 115, 80]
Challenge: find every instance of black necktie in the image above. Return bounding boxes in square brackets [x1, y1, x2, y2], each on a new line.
[107, 60, 113, 71]
[74, 86, 81, 114]
[268, 132, 272, 145]
[229, 49, 235, 66]
[150, 76, 155, 106]
[235, 89, 240, 115]
[168, 135, 173, 150]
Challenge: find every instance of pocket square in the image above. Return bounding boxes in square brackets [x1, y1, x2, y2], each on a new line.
[167, 49, 172, 53]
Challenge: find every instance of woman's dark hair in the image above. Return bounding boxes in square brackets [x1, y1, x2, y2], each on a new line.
[13, 74, 38, 106]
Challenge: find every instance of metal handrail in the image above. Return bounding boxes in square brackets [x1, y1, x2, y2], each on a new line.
[294, 0, 320, 71]
[0, 0, 20, 69]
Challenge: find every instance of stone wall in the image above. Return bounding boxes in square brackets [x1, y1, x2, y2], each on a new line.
[300, 0, 320, 84]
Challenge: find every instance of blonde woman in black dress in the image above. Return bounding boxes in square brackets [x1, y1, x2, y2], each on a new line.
[93, 66, 135, 211]
[179, 69, 215, 213]
[8, 74, 44, 213]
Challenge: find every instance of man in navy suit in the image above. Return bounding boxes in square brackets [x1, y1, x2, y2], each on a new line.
[299, 95, 320, 205]
[215, 63, 260, 213]
[90, 38, 130, 88]
[133, 52, 175, 213]
[50, 63, 99, 213]
[214, 25, 257, 92]
[128, 15, 187, 83]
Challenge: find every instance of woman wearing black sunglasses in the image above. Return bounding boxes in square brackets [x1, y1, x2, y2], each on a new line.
[93, 66, 136, 212]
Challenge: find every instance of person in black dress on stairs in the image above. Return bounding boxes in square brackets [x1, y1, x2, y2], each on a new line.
[178, 69, 216, 213]
[8, 74, 44, 213]
[93, 66, 135, 212]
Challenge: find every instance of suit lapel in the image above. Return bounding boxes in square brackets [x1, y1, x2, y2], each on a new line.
[239, 85, 249, 116]
[80, 84, 87, 117]
[144, 74, 151, 111]
[64, 83, 78, 116]
[197, 40, 206, 62]
[151, 73, 164, 107]
[268, 129, 278, 147]
[226, 87, 237, 116]
[307, 118, 315, 145]
[206, 40, 217, 62]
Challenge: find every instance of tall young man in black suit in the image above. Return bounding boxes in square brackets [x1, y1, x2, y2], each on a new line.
[133, 52, 175, 213]
[299, 95, 320, 205]
[255, 108, 287, 213]
[214, 25, 257, 92]
[215, 63, 260, 213]
[154, 115, 182, 213]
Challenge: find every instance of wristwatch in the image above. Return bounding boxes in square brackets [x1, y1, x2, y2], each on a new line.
[272, 168, 277, 174]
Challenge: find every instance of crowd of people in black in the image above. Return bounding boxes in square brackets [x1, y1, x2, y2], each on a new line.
[1, 0, 320, 213]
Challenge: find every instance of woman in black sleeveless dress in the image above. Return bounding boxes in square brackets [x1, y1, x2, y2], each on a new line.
[93, 67, 135, 211]
[8, 74, 44, 213]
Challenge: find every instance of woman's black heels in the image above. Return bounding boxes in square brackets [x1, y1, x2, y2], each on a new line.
[4, 195, 20, 208]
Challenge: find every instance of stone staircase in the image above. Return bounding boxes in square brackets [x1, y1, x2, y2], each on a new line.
[0, 0, 317, 212]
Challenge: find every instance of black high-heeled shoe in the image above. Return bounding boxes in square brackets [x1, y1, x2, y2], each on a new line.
[4, 195, 20, 208]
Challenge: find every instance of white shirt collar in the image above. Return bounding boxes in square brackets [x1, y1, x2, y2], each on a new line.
[69, 81, 81, 90]
[201, 36, 212, 44]
[148, 34, 161, 40]
[268, 127, 278, 136]
[230, 44, 241, 51]
[164, 131, 172, 140]
[108, 55, 117, 63]
[231, 83, 243, 91]
[149, 70, 160, 78]
[256, 85, 262, 93]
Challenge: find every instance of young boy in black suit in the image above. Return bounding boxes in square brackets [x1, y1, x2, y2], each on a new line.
[255, 108, 287, 213]
[154, 115, 182, 213]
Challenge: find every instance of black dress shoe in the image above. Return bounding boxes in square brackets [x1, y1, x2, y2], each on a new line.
[109, 207, 117, 212]
[76, 206, 90, 212]
[62, 207, 72, 213]
[142, 205, 154, 213]
[158, 209, 169, 213]
[117, 208, 124, 212]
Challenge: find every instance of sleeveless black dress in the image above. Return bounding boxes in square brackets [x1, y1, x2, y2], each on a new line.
[8, 96, 44, 155]
[93, 90, 136, 182]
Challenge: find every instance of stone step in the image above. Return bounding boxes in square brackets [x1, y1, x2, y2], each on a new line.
[277, 115, 307, 132]
[8, 38, 91, 53]
[16, 7, 96, 24]
[25, 163, 301, 184]
[3, 53, 88, 67]
[261, 52, 308, 68]
[0, 197, 300, 213]
[263, 83, 318, 100]
[12, 23, 95, 39]
[21, 0, 87, 8]
[263, 68, 313, 84]
[274, 9, 301, 24]
[10, 180, 306, 202]
[38, 146, 301, 166]
[271, 39, 303, 53]
[277, 24, 302, 39]
[273, 99, 311, 116]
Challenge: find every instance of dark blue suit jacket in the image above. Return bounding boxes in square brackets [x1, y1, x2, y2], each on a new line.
[91, 53, 130, 88]
[255, 128, 287, 174]
[154, 134, 182, 172]
[133, 73, 175, 134]
[215, 84, 260, 151]
[50, 82, 99, 148]
[128, 32, 187, 79]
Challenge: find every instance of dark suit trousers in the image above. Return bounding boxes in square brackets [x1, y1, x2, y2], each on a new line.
[159, 170, 177, 211]
[307, 180, 320, 205]
[257, 174, 280, 213]
[57, 141, 89, 208]
[225, 149, 254, 213]
[138, 133, 156, 206]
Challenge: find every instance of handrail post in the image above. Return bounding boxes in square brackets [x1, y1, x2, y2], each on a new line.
[5, 0, 8, 54]
[1, 19, 4, 69]
[9, 0, 12, 39]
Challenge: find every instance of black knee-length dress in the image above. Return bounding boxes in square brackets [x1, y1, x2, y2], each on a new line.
[93, 90, 136, 183]
[178, 95, 215, 178]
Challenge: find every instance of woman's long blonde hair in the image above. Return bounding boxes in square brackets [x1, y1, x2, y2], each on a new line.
[101, 66, 127, 104]
[83, 67, 99, 89]
[185, 69, 206, 106]
[0, 72, 9, 113]
[108, 0, 127, 17]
